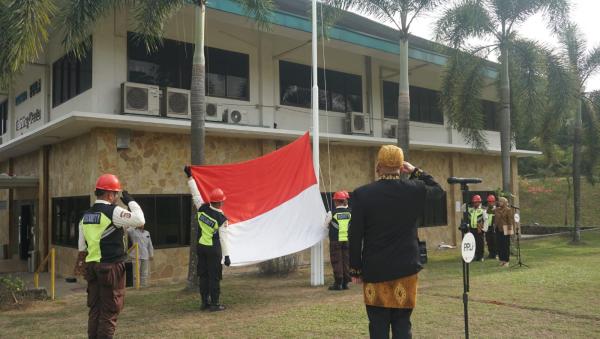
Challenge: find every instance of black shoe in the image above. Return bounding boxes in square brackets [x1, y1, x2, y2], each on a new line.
[209, 304, 226, 312]
[200, 294, 210, 311]
[328, 284, 342, 291]
[342, 283, 349, 290]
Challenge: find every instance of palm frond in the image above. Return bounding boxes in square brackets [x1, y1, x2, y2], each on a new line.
[581, 92, 600, 183]
[235, 0, 275, 31]
[581, 45, 600, 87]
[322, 0, 403, 29]
[130, 0, 186, 53]
[557, 23, 586, 75]
[0, 0, 55, 86]
[440, 50, 488, 149]
[435, 0, 495, 48]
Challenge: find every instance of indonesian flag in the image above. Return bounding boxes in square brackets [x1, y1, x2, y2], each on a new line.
[189, 132, 327, 266]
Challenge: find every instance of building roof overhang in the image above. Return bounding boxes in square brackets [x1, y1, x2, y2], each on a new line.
[0, 112, 540, 162]
[0, 174, 39, 188]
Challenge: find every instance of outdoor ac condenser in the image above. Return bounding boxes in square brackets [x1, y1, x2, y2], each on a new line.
[348, 112, 371, 135]
[163, 87, 191, 119]
[121, 82, 160, 116]
[225, 108, 249, 125]
[205, 103, 225, 122]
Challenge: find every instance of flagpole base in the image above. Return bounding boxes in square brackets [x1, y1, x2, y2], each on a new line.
[310, 240, 324, 286]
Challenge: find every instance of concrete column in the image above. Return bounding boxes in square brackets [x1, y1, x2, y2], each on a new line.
[37, 146, 50, 263]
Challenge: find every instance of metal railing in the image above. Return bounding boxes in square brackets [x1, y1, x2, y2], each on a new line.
[33, 248, 55, 300]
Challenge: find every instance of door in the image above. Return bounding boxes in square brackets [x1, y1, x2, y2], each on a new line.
[19, 205, 32, 260]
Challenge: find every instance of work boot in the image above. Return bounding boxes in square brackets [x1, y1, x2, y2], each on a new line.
[209, 304, 226, 312]
[328, 283, 342, 291]
[200, 294, 210, 311]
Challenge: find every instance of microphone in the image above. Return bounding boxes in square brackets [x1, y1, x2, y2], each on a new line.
[510, 205, 520, 210]
[447, 177, 483, 185]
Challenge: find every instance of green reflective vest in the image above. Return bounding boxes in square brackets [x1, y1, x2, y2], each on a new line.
[469, 207, 485, 229]
[81, 212, 114, 263]
[197, 212, 219, 246]
[487, 207, 495, 228]
[333, 211, 351, 242]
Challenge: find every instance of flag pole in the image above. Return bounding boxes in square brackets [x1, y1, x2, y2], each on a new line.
[310, 0, 324, 286]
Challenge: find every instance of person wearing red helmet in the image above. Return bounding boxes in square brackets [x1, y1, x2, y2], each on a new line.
[185, 166, 230, 312]
[326, 190, 352, 291]
[485, 195, 497, 259]
[77, 173, 145, 339]
[468, 194, 486, 261]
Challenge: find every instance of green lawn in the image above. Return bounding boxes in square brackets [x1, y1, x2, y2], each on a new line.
[2, 230, 599, 338]
[520, 177, 600, 227]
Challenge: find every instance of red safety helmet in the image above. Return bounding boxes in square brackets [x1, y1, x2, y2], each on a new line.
[471, 195, 482, 203]
[333, 191, 350, 201]
[487, 195, 496, 203]
[209, 188, 226, 203]
[95, 174, 122, 192]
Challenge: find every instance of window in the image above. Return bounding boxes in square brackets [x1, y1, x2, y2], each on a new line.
[279, 60, 362, 113]
[0, 100, 7, 134]
[52, 196, 90, 247]
[483, 100, 499, 131]
[383, 82, 444, 124]
[419, 191, 448, 227]
[127, 33, 250, 100]
[132, 195, 192, 248]
[52, 47, 92, 107]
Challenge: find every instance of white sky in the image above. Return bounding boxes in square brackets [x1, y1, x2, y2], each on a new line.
[364, 0, 600, 91]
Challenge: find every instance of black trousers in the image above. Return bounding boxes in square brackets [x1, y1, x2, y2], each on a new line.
[485, 228, 497, 258]
[197, 244, 222, 304]
[496, 230, 511, 262]
[469, 228, 485, 260]
[329, 240, 350, 285]
[366, 305, 412, 339]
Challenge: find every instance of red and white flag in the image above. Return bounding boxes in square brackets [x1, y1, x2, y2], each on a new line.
[189, 132, 327, 266]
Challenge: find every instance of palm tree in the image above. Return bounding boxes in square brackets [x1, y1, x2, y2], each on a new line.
[435, 0, 569, 194]
[0, 0, 273, 289]
[552, 24, 600, 242]
[323, 0, 441, 160]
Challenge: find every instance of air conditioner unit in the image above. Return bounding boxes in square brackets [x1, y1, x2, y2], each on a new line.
[205, 103, 225, 122]
[121, 82, 160, 116]
[348, 112, 371, 135]
[225, 109, 249, 125]
[163, 87, 190, 118]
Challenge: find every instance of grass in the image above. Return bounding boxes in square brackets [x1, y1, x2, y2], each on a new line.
[1, 230, 599, 338]
[520, 177, 600, 227]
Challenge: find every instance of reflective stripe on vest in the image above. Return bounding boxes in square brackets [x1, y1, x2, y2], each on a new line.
[197, 212, 219, 246]
[333, 212, 351, 242]
[469, 208, 484, 228]
[82, 212, 113, 263]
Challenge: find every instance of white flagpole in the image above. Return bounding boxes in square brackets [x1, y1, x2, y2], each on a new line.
[310, 0, 324, 286]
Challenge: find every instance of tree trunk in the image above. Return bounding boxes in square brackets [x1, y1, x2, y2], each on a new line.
[565, 176, 571, 226]
[187, 4, 206, 290]
[572, 96, 583, 242]
[499, 47, 512, 194]
[397, 36, 410, 160]
[258, 254, 300, 276]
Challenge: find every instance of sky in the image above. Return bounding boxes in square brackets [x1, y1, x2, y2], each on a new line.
[365, 0, 600, 91]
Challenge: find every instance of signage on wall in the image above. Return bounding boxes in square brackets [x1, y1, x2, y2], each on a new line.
[30, 79, 41, 97]
[16, 109, 42, 131]
[15, 91, 27, 106]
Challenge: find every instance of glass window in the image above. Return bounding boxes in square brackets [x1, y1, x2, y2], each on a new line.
[483, 100, 499, 131]
[132, 195, 192, 248]
[0, 100, 8, 134]
[52, 196, 90, 247]
[127, 33, 249, 101]
[52, 45, 93, 108]
[382, 81, 444, 124]
[279, 60, 362, 113]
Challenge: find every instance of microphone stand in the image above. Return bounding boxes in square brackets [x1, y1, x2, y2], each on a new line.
[510, 205, 529, 268]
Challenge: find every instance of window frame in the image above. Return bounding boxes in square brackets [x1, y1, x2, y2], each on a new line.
[126, 33, 250, 101]
[382, 81, 444, 125]
[51, 196, 91, 248]
[131, 194, 192, 249]
[279, 60, 363, 113]
[0, 100, 8, 135]
[51, 45, 93, 108]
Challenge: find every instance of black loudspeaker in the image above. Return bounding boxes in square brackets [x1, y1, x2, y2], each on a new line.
[125, 262, 133, 288]
[419, 241, 428, 264]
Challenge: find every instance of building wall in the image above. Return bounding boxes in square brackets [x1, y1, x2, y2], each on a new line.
[0, 162, 9, 251]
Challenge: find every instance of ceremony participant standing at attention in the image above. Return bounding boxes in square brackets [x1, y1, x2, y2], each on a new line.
[485, 195, 497, 259]
[468, 195, 486, 262]
[127, 224, 154, 287]
[327, 190, 352, 291]
[78, 174, 145, 339]
[495, 197, 515, 267]
[349, 145, 443, 339]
